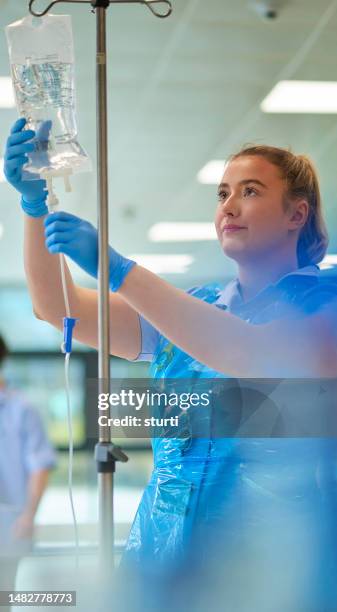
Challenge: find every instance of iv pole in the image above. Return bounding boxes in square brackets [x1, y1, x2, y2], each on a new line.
[28, 0, 172, 572]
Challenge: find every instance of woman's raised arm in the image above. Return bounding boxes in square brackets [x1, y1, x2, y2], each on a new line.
[118, 264, 337, 377]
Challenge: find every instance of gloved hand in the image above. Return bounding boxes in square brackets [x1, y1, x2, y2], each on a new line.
[4, 117, 49, 217]
[44, 211, 137, 291]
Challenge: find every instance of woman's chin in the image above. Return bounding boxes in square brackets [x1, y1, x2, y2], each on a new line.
[221, 240, 248, 259]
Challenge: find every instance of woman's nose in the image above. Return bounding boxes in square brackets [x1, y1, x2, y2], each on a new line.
[221, 194, 238, 215]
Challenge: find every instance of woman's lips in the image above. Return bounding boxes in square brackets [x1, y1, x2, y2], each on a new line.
[222, 225, 246, 233]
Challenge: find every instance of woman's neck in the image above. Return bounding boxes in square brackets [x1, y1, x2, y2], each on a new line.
[237, 256, 299, 302]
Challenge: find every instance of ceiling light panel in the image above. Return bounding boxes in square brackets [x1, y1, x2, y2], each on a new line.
[149, 223, 217, 242]
[128, 254, 194, 274]
[197, 160, 226, 184]
[0, 77, 15, 108]
[0, 159, 5, 183]
[261, 81, 337, 114]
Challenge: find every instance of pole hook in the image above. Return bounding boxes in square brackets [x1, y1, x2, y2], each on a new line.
[139, 0, 172, 18]
[29, 0, 172, 19]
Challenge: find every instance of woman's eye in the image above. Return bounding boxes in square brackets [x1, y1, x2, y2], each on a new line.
[218, 191, 228, 201]
[244, 186, 257, 197]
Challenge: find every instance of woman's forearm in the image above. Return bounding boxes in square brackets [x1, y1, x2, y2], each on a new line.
[119, 265, 257, 376]
[24, 215, 77, 324]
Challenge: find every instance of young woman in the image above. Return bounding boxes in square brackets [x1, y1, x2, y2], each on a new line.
[4, 118, 337, 610]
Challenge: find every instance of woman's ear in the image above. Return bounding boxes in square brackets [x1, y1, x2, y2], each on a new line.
[288, 199, 309, 231]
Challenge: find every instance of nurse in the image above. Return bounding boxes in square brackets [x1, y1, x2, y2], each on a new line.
[4, 120, 337, 610]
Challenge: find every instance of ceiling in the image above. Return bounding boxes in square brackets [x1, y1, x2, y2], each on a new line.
[1, 0, 337, 288]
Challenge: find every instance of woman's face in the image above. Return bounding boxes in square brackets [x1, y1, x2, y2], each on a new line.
[215, 155, 299, 264]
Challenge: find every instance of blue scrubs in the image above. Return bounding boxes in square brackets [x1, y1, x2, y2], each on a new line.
[0, 388, 56, 557]
[122, 266, 337, 611]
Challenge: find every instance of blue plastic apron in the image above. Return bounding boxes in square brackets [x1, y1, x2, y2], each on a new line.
[122, 278, 337, 610]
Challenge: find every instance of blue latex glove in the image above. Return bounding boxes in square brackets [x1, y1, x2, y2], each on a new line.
[44, 211, 137, 291]
[3, 117, 49, 217]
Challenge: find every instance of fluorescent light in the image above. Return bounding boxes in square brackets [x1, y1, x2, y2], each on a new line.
[261, 80, 337, 114]
[0, 77, 15, 108]
[319, 263, 334, 270]
[0, 159, 5, 183]
[319, 254, 337, 270]
[198, 160, 226, 184]
[148, 222, 217, 242]
[322, 255, 337, 264]
[128, 254, 194, 274]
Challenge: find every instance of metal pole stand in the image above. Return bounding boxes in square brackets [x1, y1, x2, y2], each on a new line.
[28, 0, 172, 579]
[92, 0, 128, 574]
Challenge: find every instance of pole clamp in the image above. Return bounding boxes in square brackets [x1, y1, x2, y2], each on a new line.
[95, 442, 128, 473]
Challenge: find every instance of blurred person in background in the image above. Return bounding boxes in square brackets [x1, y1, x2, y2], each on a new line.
[0, 334, 56, 611]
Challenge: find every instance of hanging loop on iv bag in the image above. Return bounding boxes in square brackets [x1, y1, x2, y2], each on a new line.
[6, 14, 92, 183]
[28, 0, 173, 20]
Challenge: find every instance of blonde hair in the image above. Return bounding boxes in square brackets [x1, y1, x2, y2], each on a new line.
[229, 145, 329, 267]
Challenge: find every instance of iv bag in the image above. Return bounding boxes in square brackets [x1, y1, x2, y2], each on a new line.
[6, 14, 91, 182]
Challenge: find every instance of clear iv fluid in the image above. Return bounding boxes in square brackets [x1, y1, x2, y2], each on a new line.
[11, 61, 90, 179]
[6, 14, 91, 181]
[12, 61, 76, 143]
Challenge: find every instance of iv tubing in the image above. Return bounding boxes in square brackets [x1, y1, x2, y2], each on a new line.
[47, 183, 79, 567]
[64, 350, 79, 569]
[60, 255, 71, 319]
[60, 259, 79, 568]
